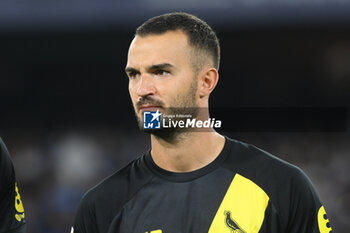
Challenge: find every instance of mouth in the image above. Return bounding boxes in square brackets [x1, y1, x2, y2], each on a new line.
[138, 105, 162, 112]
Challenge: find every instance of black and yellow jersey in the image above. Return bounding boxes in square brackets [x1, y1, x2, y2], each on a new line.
[73, 136, 332, 233]
[0, 138, 26, 233]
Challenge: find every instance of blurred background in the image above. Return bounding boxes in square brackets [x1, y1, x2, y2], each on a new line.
[1, 1, 350, 232]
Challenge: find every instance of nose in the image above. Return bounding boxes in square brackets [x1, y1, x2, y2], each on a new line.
[136, 74, 156, 97]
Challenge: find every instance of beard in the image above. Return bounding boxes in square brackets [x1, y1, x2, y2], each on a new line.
[134, 78, 199, 143]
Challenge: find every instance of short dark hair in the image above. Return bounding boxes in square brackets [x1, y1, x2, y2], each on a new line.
[135, 12, 220, 71]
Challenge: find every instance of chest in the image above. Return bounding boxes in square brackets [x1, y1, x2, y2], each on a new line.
[105, 172, 270, 233]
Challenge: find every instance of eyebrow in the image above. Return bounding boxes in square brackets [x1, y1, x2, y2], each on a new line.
[125, 67, 138, 74]
[148, 63, 174, 71]
[125, 63, 174, 74]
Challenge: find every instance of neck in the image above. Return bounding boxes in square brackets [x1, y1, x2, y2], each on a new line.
[150, 129, 225, 172]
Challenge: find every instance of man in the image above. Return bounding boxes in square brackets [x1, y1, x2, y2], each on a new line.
[73, 12, 332, 233]
[0, 138, 26, 233]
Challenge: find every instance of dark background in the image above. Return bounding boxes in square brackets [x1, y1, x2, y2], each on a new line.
[0, 2, 349, 233]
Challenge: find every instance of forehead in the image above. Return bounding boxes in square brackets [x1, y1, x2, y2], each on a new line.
[127, 30, 192, 68]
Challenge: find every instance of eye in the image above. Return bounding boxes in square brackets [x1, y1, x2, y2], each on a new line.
[127, 72, 140, 79]
[154, 70, 170, 76]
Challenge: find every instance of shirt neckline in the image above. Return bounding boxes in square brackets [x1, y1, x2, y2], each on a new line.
[144, 136, 232, 182]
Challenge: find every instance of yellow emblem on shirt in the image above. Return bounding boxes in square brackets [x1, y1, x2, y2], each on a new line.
[317, 206, 332, 233]
[15, 182, 25, 222]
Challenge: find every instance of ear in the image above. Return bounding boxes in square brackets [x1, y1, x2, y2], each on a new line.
[198, 66, 219, 98]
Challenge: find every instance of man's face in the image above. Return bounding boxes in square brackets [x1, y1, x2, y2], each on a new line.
[126, 30, 200, 132]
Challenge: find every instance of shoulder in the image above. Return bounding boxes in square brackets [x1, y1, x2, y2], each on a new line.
[0, 138, 26, 233]
[74, 154, 154, 233]
[224, 137, 302, 177]
[223, 137, 320, 203]
[0, 137, 15, 191]
[0, 137, 12, 167]
[79, 154, 153, 212]
[223, 137, 323, 229]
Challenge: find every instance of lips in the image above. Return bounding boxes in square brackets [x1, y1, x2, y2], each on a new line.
[139, 105, 162, 112]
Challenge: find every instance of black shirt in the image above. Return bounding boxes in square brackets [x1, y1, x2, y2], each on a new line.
[73, 136, 332, 233]
[0, 138, 26, 233]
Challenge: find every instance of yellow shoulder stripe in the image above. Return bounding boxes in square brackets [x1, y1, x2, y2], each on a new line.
[208, 174, 269, 233]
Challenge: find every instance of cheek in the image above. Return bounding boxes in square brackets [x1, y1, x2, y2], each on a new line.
[128, 83, 137, 103]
